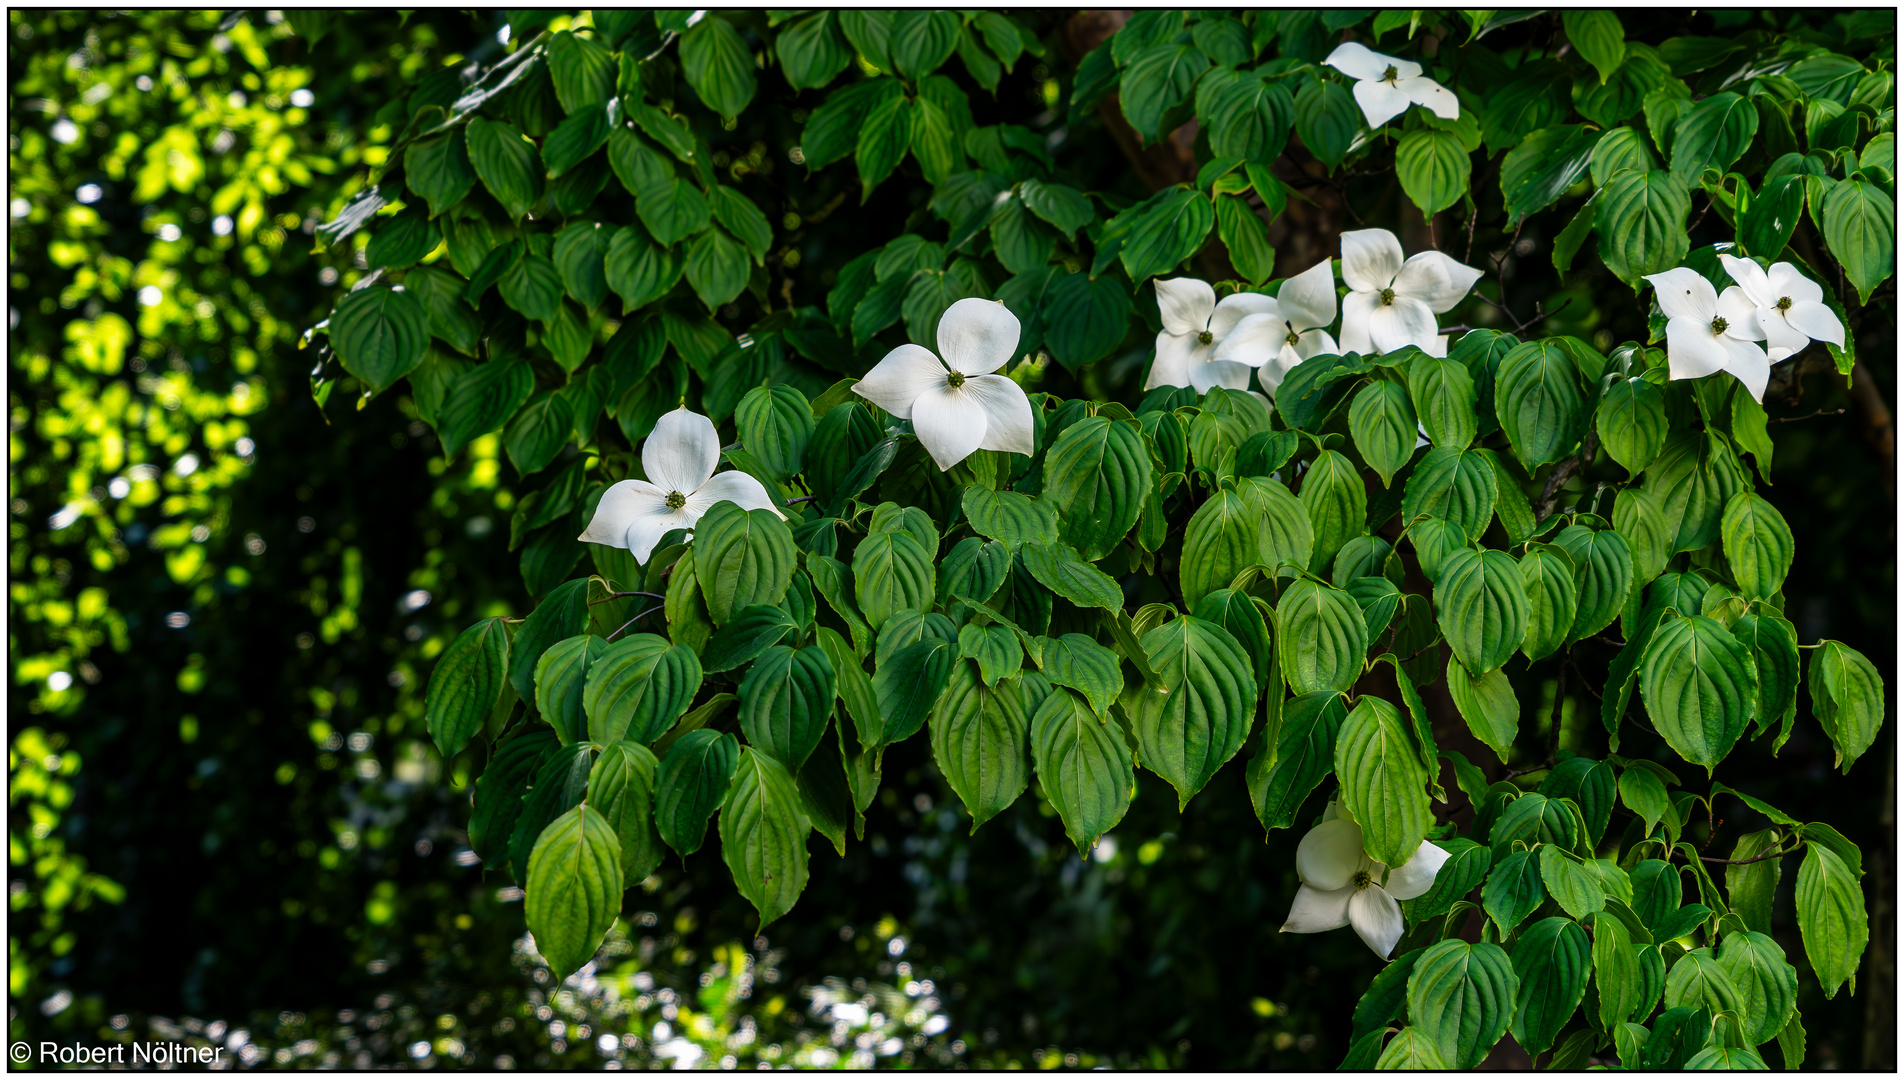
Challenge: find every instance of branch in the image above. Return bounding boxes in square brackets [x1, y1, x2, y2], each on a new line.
[1697, 844, 1801, 867]
[588, 590, 664, 605]
[605, 604, 665, 642]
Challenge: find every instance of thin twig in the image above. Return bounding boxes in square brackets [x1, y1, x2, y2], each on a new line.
[784, 495, 819, 506]
[1547, 651, 1568, 762]
[1772, 407, 1847, 424]
[588, 590, 664, 605]
[1465, 205, 1480, 266]
[605, 604, 665, 642]
[1698, 844, 1801, 867]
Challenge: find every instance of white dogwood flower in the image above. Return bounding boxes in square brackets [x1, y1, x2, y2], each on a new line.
[852, 297, 1034, 471]
[1339, 228, 1482, 358]
[1144, 277, 1277, 393]
[1212, 259, 1341, 399]
[1281, 799, 1449, 960]
[1323, 42, 1460, 129]
[1717, 254, 1845, 363]
[579, 406, 784, 563]
[1643, 266, 1772, 402]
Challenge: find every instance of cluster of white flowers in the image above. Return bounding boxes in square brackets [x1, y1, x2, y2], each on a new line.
[1645, 257, 1844, 403]
[1146, 228, 1483, 399]
[1323, 42, 1459, 129]
[579, 407, 785, 563]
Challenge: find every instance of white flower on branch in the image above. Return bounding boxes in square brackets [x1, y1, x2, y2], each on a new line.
[1212, 258, 1341, 399]
[1717, 254, 1846, 363]
[579, 406, 784, 563]
[1339, 228, 1482, 358]
[1644, 266, 1772, 402]
[852, 297, 1035, 471]
[1280, 800, 1449, 960]
[1323, 42, 1460, 129]
[1144, 277, 1276, 394]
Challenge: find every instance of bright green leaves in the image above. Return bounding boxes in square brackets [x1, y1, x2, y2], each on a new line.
[1115, 187, 1215, 284]
[525, 804, 622, 977]
[1716, 931, 1798, 1046]
[1402, 447, 1496, 541]
[853, 523, 936, 630]
[330, 287, 428, 395]
[720, 747, 809, 930]
[1720, 493, 1794, 601]
[1551, 524, 1633, 646]
[1030, 687, 1134, 856]
[872, 637, 957, 746]
[1639, 614, 1757, 772]
[1131, 615, 1256, 808]
[734, 385, 813, 484]
[1596, 376, 1667, 475]
[466, 117, 543, 219]
[1509, 917, 1592, 1055]
[1406, 940, 1518, 1070]
[656, 729, 740, 857]
[778, 12, 852, 91]
[534, 634, 604, 743]
[547, 30, 615, 112]
[1248, 691, 1347, 832]
[1181, 479, 1310, 610]
[1796, 842, 1867, 999]
[1669, 92, 1758, 183]
[425, 617, 511, 758]
[584, 634, 703, 745]
[1407, 353, 1478, 450]
[1436, 548, 1530, 677]
[890, 10, 960, 81]
[1494, 341, 1586, 470]
[587, 742, 665, 883]
[1808, 640, 1885, 772]
[961, 487, 1059, 550]
[1300, 449, 1365, 572]
[1296, 78, 1359, 171]
[1518, 544, 1578, 663]
[1042, 416, 1151, 560]
[738, 645, 836, 771]
[405, 133, 477, 217]
[1563, 10, 1626, 83]
[684, 226, 750, 310]
[1335, 696, 1430, 868]
[1276, 578, 1366, 695]
[1397, 128, 1471, 217]
[695, 502, 797, 625]
[681, 15, 757, 122]
[1590, 913, 1642, 1028]
[929, 664, 1030, 830]
[1347, 380, 1418, 487]
[1121, 44, 1211, 143]
[1596, 169, 1691, 287]
[1501, 125, 1600, 222]
[1821, 179, 1895, 304]
[508, 578, 591, 703]
[1447, 655, 1519, 763]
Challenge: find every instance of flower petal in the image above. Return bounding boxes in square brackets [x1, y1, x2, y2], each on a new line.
[1321, 41, 1393, 82]
[1717, 286, 1765, 341]
[1265, 328, 1340, 397]
[963, 374, 1036, 456]
[1348, 886, 1406, 959]
[1278, 258, 1339, 332]
[625, 509, 698, 565]
[1144, 330, 1200, 391]
[1339, 289, 1379, 356]
[1194, 358, 1256, 394]
[686, 469, 786, 520]
[909, 381, 989, 471]
[1663, 317, 1731, 381]
[1766, 261, 1824, 306]
[1296, 818, 1365, 890]
[578, 479, 670, 546]
[1281, 883, 1354, 934]
[1759, 312, 1810, 361]
[1210, 291, 1278, 339]
[1341, 228, 1405, 294]
[1400, 75, 1459, 119]
[854, 343, 947, 420]
[1645, 267, 1716, 323]
[1393, 251, 1484, 313]
[937, 297, 1021, 376]
[1212, 311, 1285, 369]
[1154, 277, 1216, 337]
[642, 407, 721, 495]
[1721, 337, 1771, 404]
[1718, 253, 1773, 305]
[1383, 841, 1451, 900]
[1784, 299, 1845, 349]
[1352, 78, 1413, 129]
[1368, 295, 1442, 354]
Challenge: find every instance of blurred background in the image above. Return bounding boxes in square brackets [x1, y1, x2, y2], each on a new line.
[7, 8, 1892, 1070]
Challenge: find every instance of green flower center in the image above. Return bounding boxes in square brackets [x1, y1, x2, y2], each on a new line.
[1710, 316, 1729, 335]
[1776, 296, 1792, 312]
[665, 491, 687, 510]
[1285, 330, 1302, 347]
[1379, 288, 1396, 306]
[1197, 330, 1214, 345]
[1382, 65, 1399, 82]
[1352, 870, 1374, 890]
[947, 370, 966, 389]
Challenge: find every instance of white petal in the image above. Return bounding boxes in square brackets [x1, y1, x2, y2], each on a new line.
[1384, 840, 1450, 901]
[1393, 251, 1484, 314]
[1278, 258, 1339, 332]
[1400, 75, 1459, 119]
[1663, 317, 1731, 381]
[1192, 357, 1254, 395]
[1783, 299, 1845, 348]
[1718, 254, 1773, 305]
[1645, 267, 1716, 323]
[963, 374, 1036, 456]
[1759, 311, 1810, 361]
[1340, 229, 1405, 293]
[1154, 277, 1216, 336]
[643, 406, 720, 495]
[1352, 79, 1413, 128]
[624, 508, 698, 565]
[1349, 886, 1406, 959]
[1301, 329, 1338, 359]
[1368, 295, 1441, 354]
[1281, 884, 1354, 934]
[1263, 327, 1340, 396]
[1339, 290, 1379, 356]
[1295, 818, 1365, 890]
[854, 343, 946, 420]
[1144, 331, 1200, 391]
[937, 297, 1020, 376]
[1716, 287, 1765, 341]
[1721, 338, 1771, 403]
[578, 479, 671, 546]
[686, 470, 785, 520]
[1321, 41, 1394, 82]
[1766, 261, 1824, 306]
[1210, 291, 1277, 339]
[1211, 311, 1285, 369]
[909, 382, 988, 471]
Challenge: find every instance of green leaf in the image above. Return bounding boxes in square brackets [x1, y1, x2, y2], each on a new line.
[929, 664, 1030, 829]
[470, 728, 557, 867]
[1436, 548, 1529, 676]
[533, 633, 604, 743]
[1039, 633, 1124, 718]
[1121, 44, 1210, 143]
[1742, 173, 1806, 260]
[604, 224, 685, 310]
[330, 287, 429, 395]
[1501, 125, 1600, 222]
[1407, 353, 1478, 450]
[524, 805, 622, 977]
[637, 177, 711, 246]
[1482, 848, 1547, 937]
[1596, 169, 1691, 287]
[508, 742, 594, 886]
[465, 116, 543, 219]
[1276, 578, 1367, 695]
[1509, 917, 1592, 1055]
[587, 741, 666, 883]
[1664, 946, 1743, 1018]
[681, 16, 757, 120]
[1563, 10, 1626, 83]
[498, 252, 563, 322]
[777, 12, 851, 91]
[1590, 127, 1657, 187]
[1030, 687, 1135, 856]
[437, 359, 535, 460]
[855, 91, 913, 197]
[1396, 127, 1471, 217]
[1821, 178, 1895, 304]
[547, 29, 615, 111]
[695, 502, 797, 625]
[1374, 1028, 1448, 1069]
[720, 747, 810, 930]
[1179, 481, 1306, 610]
[404, 131, 477, 217]
[1518, 544, 1579, 663]
[505, 391, 575, 477]
[699, 604, 796, 673]
[873, 638, 957, 745]
[506, 578, 590, 704]
[1346, 380, 1418, 487]
[426, 617, 512, 758]
[1446, 654, 1519, 763]
[1402, 447, 1496, 541]
[959, 623, 1022, 686]
[1720, 493, 1793, 602]
[734, 385, 813, 484]
[1247, 690, 1346, 831]
[1117, 188, 1216, 284]
[1494, 340, 1586, 470]
[1215, 193, 1276, 285]
[1670, 92, 1758, 183]
[1540, 846, 1605, 919]
[684, 226, 750, 310]
[364, 210, 439, 272]
[1716, 930, 1798, 1046]
[540, 100, 612, 179]
[937, 537, 1011, 606]
[1018, 178, 1094, 241]
[1020, 541, 1124, 612]
[1335, 696, 1430, 868]
[1808, 640, 1885, 773]
[837, 10, 893, 73]
[1132, 615, 1257, 808]
[1639, 614, 1757, 773]
[1201, 71, 1294, 163]
[583, 633, 703, 745]
[1595, 375, 1667, 476]
[1412, 837, 1493, 922]
[890, 9, 960, 80]
[1551, 525, 1634, 646]
[1295, 78, 1358, 171]
[738, 645, 837, 771]
[853, 528, 936, 631]
[655, 728, 741, 857]
[1406, 939, 1518, 1069]
[552, 220, 611, 310]
[1301, 449, 1367, 572]
[962, 486, 1059, 550]
[1352, 945, 1426, 1039]
[1591, 912, 1642, 1028]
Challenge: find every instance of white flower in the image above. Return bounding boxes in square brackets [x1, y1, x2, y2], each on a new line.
[578, 406, 784, 564]
[852, 298, 1036, 472]
[1323, 42, 1460, 129]
[1144, 277, 1277, 393]
[1280, 799, 1449, 960]
[1211, 259, 1341, 399]
[1643, 266, 1771, 402]
[1339, 228, 1482, 358]
[1717, 254, 1845, 363]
